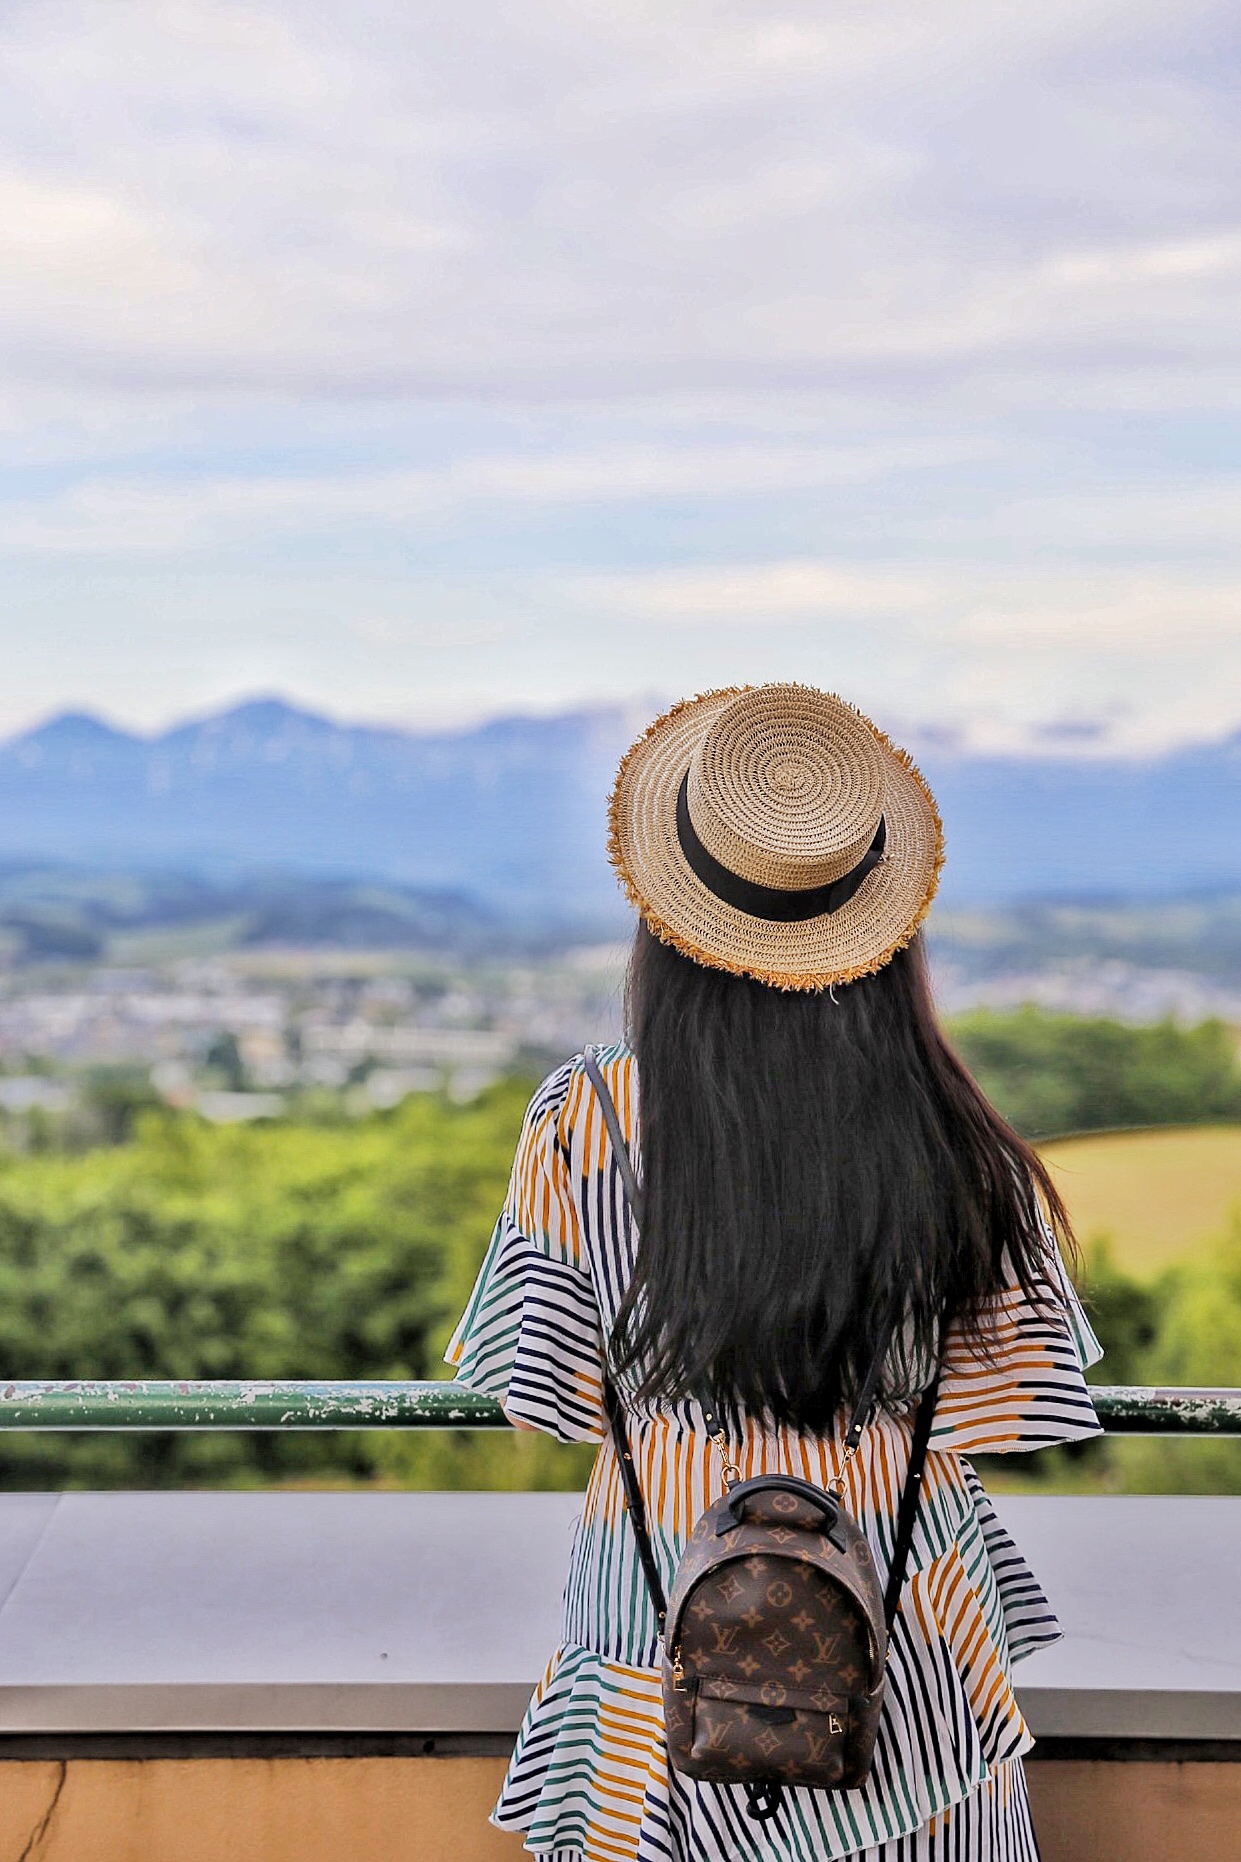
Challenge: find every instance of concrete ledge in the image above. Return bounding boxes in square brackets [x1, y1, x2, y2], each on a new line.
[0, 1731, 516, 1760]
[1000, 1495, 1241, 1742]
[0, 1491, 578, 1735]
[0, 1683, 540, 1735]
[1023, 1688, 1241, 1741]
[0, 1491, 1236, 1743]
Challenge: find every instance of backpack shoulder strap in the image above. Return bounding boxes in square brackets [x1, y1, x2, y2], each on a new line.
[581, 1050, 666, 1629]
[882, 1366, 941, 1636]
[581, 1048, 643, 1222]
[603, 1378, 668, 1631]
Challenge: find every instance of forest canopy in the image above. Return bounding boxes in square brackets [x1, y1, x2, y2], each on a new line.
[950, 1008, 1241, 1138]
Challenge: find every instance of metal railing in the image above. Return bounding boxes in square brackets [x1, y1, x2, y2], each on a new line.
[0, 1381, 1237, 1433]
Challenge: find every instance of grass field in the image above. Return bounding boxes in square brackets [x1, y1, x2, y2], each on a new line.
[1038, 1124, 1241, 1276]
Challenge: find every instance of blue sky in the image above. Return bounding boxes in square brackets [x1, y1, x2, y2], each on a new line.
[2, 0, 1240, 750]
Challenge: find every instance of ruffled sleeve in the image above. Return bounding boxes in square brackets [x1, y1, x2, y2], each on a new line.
[445, 1059, 605, 1443]
[930, 1223, 1103, 1455]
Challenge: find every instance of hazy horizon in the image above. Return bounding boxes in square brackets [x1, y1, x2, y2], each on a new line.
[7, 686, 1241, 762]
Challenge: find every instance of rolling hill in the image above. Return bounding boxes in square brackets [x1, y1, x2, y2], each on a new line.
[1040, 1125, 1241, 1276]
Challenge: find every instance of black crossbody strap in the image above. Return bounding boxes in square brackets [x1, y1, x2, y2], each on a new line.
[581, 1054, 668, 1625]
[603, 1378, 668, 1629]
[882, 1365, 941, 1636]
[581, 1047, 937, 1644]
[844, 1323, 892, 1453]
[582, 1049, 643, 1223]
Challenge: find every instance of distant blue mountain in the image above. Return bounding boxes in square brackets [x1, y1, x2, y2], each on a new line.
[1, 699, 1239, 920]
[920, 732, 1241, 904]
[0, 700, 638, 927]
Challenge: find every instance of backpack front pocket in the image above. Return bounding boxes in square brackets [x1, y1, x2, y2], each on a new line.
[677, 1677, 857, 1788]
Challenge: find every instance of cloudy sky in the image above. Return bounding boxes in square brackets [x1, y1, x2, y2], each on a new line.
[2, 0, 1240, 750]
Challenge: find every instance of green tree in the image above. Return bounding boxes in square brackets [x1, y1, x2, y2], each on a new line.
[1078, 1240, 1160, 1387]
[1113, 1216, 1241, 1494]
[949, 1009, 1241, 1137]
[0, 1084, 533, 1488]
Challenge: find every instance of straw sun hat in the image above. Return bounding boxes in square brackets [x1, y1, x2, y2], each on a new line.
[607, 684, 944, 992]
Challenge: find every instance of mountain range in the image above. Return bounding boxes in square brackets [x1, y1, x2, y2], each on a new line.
[2, 699, 1240, 927]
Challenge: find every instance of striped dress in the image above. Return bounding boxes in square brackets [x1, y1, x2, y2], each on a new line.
[447, 1044, 1102, 1862]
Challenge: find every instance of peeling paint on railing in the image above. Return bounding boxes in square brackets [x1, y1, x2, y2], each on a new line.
[0, 1380, 1237, 1433]
[1089, 1385, 1241, 1435]
[0, 1380, 509, 1430]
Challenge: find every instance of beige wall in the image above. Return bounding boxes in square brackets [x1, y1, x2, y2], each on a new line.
[0, 1756, 1238, 1861]
[1028, 1761, 1241, 1862]
[0, 1757, 522, 1862]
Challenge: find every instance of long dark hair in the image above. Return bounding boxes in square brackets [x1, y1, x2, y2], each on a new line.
[610, 923, 1073, 1433]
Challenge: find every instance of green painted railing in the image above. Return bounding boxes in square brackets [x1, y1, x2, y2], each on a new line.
[0, 1381, 1236, 1433]
[0, 1381, 506, 1431]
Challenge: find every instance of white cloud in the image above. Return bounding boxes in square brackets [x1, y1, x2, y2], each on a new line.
[576, 560, 936, 622]
[0, 435, 984, 553]
[1, 0, 1240, 754]
[574, 558, 1241, 649]
[559, 555, 1241, 751]
[348, 615, 511, 648]
[955, 576, 1241, 649]
[0, 0, 1238, 402]
[0, 168, 167, 287]
[1047, 232, 1241, 286]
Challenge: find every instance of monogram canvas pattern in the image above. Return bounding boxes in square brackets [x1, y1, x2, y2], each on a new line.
[662, 1482, 888, 1790]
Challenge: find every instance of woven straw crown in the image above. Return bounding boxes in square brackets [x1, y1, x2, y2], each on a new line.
[608, 683, 944, 991]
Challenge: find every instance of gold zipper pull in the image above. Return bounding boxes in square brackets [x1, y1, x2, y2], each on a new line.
[671, 1648, 686, 1691]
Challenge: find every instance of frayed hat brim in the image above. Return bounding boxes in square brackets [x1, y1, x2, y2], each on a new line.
[607, 686, 944, 993]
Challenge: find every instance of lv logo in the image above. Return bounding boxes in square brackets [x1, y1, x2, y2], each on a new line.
[702, 1718, 732, 1751]
[804, 1718, 846, 1763]
[710, 1624, 740, 1655]
[812, 1631, 842, 1664]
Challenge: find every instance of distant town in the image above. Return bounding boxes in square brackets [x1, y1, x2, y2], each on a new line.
[2, 894, 1240, 1134]
[0, 944, 628, 1126]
